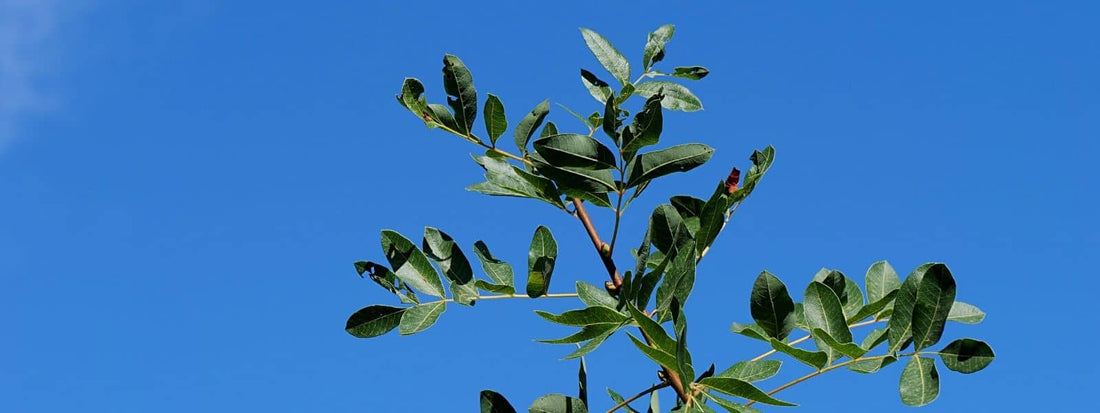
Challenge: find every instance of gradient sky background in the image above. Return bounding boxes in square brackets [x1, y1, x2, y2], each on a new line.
[2, 1, 1097, 411]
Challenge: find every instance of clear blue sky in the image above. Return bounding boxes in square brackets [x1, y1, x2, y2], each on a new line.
[2, 1, 1097, 411]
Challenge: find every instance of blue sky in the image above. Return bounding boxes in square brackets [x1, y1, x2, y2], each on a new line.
[2, 1, 1097, 411]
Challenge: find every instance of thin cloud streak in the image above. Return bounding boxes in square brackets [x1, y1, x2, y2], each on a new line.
[0, 0, 59, 153]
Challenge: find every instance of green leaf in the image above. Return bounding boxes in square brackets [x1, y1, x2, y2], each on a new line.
[606, 389, 640, 413]
[811, 328, 867, 359]
[888, 263, 934, 352]
[694, 183, 732, 257]
[469, 155, 565, 208]
[716, 360, 782, 382]
[841, 277, 865, 319]
[670, 66, 709, 80]
[654, 241, 697, 321]
[627, 303, 675, 353]
[911, 264, 956, 350]
[634, 81, 702, 112]
[483, 96, 507, 145]
[708, 395, 760, 413]
[578, 356, 588, 405]
[561, 188, 613, 208]
[398, 301, 446, 335]
[846, 290, 898, 324]
[529, 394, 589, 413]
[356, 261, 418, 304]
[947, 301, 986, 324]
[625, 143, 714, 188]
[848, 355, 897, 374]
[750, 271, 796, 340]
[541, 121, 558, 138]
[627, 333, 681, 375]
[697, 378, 797, 407]
[648, 389, 660, 413]
[649, 204, 693, 254]
[579, 27, 630, 85]
[576, 281, 618, 309]
[866, 260, 901, 304]
[397, 78, 431, 124]
[803, 281, 852, 362]
[537, 306, 629, 326]
[768, 338, 828, 369]
[475, 280, 514, 295]
[602, 94, 618, 141]
[529, 153, 618, 194]
[938, 339, 995, 373]
[345, 305, 405, 338]
[514, 100, 550, 155]
[580, 69, 613, 103]
[861, 328, 889, 351]
[538, 322, 622, 344]
[813, 270, 848, 303]
[533, 134, 617, 170]
[442, 54, 477, 135]
[427, 103, 460, 131]
[473, 241, 514, 294]
[642, 24, 675, 72]
[381, 230, 446, 298]
[422, 227, 477, 306]
[526, 226, 558, 298]
[899, 356, 940, 406]
[481, 390, 518, 413]
[729, 146, 775, 203]
[729, 323, 769, 342]
[563, 325, 618, 359]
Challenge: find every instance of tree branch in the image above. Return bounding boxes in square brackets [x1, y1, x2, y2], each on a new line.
[572, 198, 622, 289]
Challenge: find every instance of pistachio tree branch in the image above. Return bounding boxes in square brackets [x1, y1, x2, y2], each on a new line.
[606, 381, 669, 413]
[572, 198, 623, 289]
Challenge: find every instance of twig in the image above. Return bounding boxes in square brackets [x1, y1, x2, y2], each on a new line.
[572, 198, 622, 288]
[607, 382, 669, 413]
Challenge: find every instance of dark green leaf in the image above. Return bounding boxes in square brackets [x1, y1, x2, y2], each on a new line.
[356, 261, 418, 304]
[708, 395, 760, 413]
[397, 78, 431, 124]
[345, 305, 405, 338]
[525, 226, 558, 298]
[888, 263, 933, 352]
[694, 182, 732, 257]
[671, 66, 709, 80]
[484, 94, 507, 145]
[580, 69, 612, 103]
[813, 270, 848, 303]
[627, 333, 681, 375]
[750, 271, 796, 340]
[602, 94, 618, 141]
[654, 241, 696, 322]
[634, 81, 702, 112]
[716, 360, 782, 382]
[697, 378, 797, 407]
[804, 281, 852, 362]
[422, 227, 477, 306]
[861, 328, 889, 350]
[561, 188, 613, 208]
[427, 103, 460, 131]
[625, 144, 714, 188]
[938, 339, 995, 373]
[536, 306, 629, 326]
[442, 54, 477, 135]
[540, 121, 558, 138]
[911, 264, 956, 350]
[473, 241, 514, 294]
[649, 204, 693, 254]
[398, 301, 446, 335]
[841, 277, 865, 319]
[533, 134, 617, 170]
[947, 301, 986, 324]
[529, 153, 618, 193]
[623, 92, 664, 157]
[475, 280, 514, 295]
[627, 303, 675, 354]
[578, 356, 588, 405]
[846, 290, 898, 324]
[579, 27, 630, 85]
[642, 24, 675, 71]
[529, 394, 589, 413]
[514, 100, 550, 155]
[811, 328, 867, 359]
[481, 390, 518, 413]
[381, 230, 446, 298]
[899, 356, 940, 406]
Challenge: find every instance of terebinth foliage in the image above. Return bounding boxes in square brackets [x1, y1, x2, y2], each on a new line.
[346, 25, 995, 412]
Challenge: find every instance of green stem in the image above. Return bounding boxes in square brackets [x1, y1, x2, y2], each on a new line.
[469, 292, 578, 301]
[744, 352, 916, 407]
[749, 319, 882, 362]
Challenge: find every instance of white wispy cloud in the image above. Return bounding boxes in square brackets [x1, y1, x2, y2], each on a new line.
[0, 0, 60, 153]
